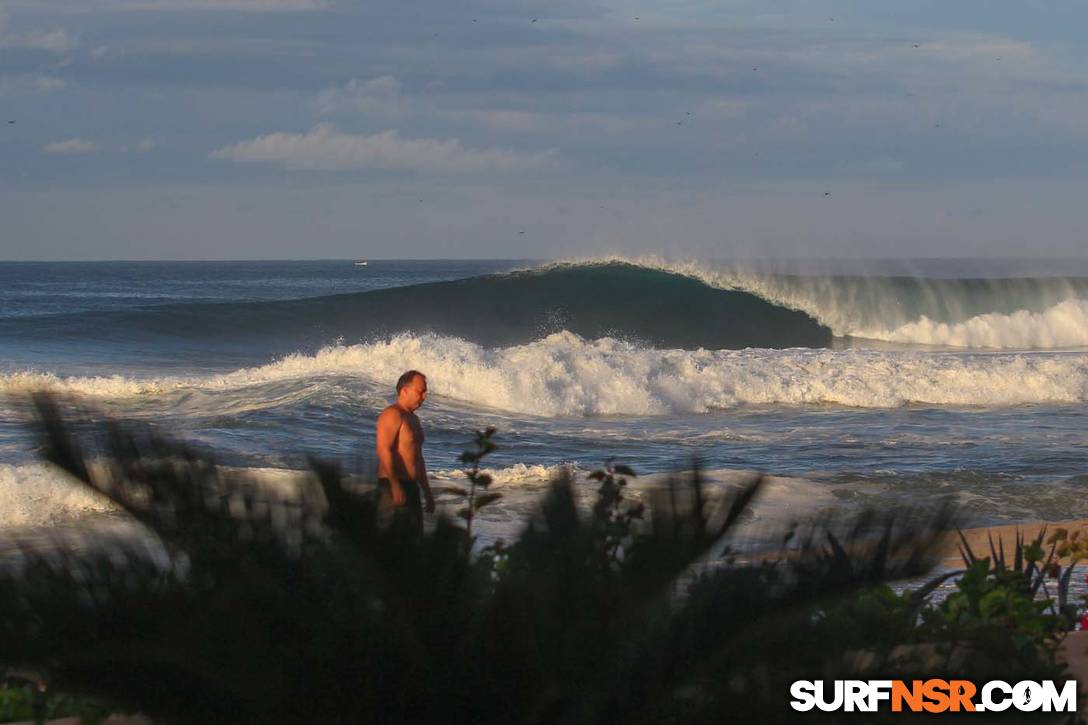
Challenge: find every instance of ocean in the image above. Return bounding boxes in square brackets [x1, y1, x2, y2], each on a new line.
[2, 257, 1087, 547]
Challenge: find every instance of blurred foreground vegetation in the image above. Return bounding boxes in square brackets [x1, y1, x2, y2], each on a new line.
[0, 395, 1081, 723]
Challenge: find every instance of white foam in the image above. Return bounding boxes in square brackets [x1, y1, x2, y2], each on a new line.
[431, 463, 571, 484]
[0, 463, 326, 530]
[4, 332, 1088, 414]
[856, 298, 1088, 348]
[0, 463, 118, 528]
[275, 332, 1088, 412]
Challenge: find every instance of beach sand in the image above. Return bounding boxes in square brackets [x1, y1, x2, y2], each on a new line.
[939, 518, 1088, 569]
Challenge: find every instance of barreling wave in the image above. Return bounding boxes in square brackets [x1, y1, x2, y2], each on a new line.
[0, 262, 830, 352]
[5, 332, 1087, 414]
[5, 257, 1087, 351]
[558, 256, 1088, 349]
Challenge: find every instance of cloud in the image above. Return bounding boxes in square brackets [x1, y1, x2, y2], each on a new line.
[4, 28, 74, 51]
[210, 123, 558, 172]
[447, 109, 545, 132]
[119, 138, 158, 152]
[43, 138, 99, 154]
[0, 9, 74, 52]
[0, 74, 67, 96]
[316, 76, 404, 116]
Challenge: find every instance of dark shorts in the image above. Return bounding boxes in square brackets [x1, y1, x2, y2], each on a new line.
[377, 478, 423, 534]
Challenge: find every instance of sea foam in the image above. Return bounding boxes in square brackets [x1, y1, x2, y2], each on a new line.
[4, 332, 1087, 415]
[0, 463, 117, 527]
[856, 298, 1088, 348]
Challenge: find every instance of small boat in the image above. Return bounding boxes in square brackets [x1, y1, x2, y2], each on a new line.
[354, 260, 368, 267]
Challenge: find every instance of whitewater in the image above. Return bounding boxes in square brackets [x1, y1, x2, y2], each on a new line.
[3, 332, 1088, 414]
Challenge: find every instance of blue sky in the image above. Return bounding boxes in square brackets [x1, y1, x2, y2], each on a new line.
[1, 0, 1086, 259]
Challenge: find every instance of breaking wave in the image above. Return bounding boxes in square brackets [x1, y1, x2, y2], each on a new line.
[3, 332, 1086, 415]
[6, 257, 1087, 350]
[0, 262, 829, 351]
[558, 256, 1088, 349]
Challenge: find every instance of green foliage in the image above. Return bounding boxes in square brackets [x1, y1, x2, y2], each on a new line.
[0, 685, 33, 724]
[0, 680, 113, 725]
[0, 395, 1070, 724]
[809, 531, 1074, 690]
[957, 525, 1083, 629]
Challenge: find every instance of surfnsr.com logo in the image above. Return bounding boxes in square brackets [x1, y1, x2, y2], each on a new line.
[790, 679, 1077, 713]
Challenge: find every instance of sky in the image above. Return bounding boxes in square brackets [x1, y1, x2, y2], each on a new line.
[1, 0, 1087, 260]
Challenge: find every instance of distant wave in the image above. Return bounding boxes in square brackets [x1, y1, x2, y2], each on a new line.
[5, 332, 1087, 414]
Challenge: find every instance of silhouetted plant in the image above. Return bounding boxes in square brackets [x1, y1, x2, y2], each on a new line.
[587, 459, 642, 568]
[439, 426, 502, 541]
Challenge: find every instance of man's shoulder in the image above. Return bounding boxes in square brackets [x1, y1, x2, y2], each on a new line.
[378, 405, 405, 425]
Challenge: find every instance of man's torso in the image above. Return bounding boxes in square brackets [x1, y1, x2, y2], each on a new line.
[386, 406, 424, 481]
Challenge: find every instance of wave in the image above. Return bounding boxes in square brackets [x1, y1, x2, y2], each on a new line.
[857, 298, 1088, 348]
[547, 256, 1088, 349]
[0, 262, 830, 352]
[4, 257, 1088, 353]
[5, 332, 1087, 414]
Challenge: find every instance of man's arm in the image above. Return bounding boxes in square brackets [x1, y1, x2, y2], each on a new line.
[375, 407, 405, 505]
[417, 450, 434, 514]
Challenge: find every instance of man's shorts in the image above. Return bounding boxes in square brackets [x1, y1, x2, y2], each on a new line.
[377, 478, 423, 535]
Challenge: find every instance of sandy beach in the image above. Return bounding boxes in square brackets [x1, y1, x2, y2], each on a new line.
[939, 519, 1088, 570]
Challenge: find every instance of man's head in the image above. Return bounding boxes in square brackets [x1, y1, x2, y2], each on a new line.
[396, 370, 427, 411]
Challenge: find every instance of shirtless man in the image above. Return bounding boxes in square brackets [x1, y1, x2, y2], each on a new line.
[375, 370, 435, 531]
